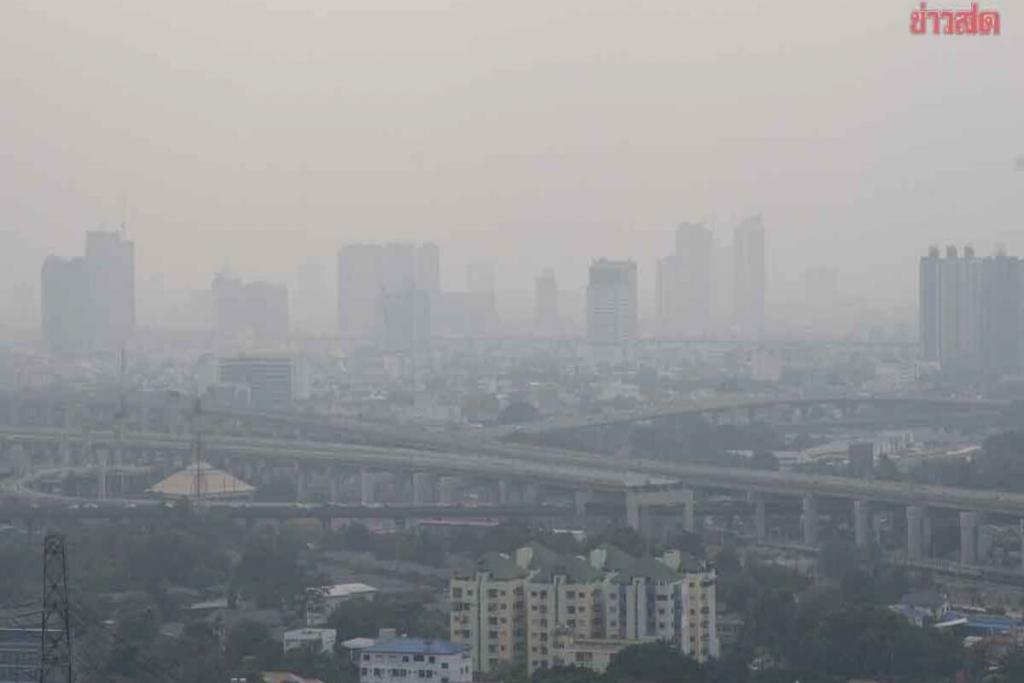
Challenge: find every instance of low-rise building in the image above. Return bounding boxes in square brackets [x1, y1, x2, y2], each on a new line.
[305, 583, 378, 626]
[283, 628, 337, 654]
[358, 637, 472, 683]
[552, 635, 635, 673]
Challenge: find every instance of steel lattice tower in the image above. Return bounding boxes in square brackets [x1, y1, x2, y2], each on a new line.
[39, 533, 72, 683]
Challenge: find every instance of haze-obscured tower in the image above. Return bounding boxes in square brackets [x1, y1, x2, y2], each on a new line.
[587, 260, 637, 359]
[919, 245, 1024, 374]
[733, 216, 766, 333]
[41, 230, 135, 354]
[212, 272, 289, 346]
[534, 269, 559, 335]
[657, 222, 713, 337]
[337, 242, 437, 348]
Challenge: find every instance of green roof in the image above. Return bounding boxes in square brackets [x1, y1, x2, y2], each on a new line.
[522, 544, 604, 583]
[477, 552, 529, 581]
[594, 545, 683, 583]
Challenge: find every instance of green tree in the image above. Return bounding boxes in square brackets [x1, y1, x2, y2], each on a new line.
[605, 642, 704, 683]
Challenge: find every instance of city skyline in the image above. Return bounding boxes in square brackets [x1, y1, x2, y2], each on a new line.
[2, 0, 1022, 326]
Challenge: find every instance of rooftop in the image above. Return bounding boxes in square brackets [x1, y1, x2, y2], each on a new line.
[365, 637, 467, 656]
[147, 462, 255, 499]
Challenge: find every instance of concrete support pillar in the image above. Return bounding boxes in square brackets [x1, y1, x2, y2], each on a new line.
[754, 499, 767, 542]
[680, 488, 696, 534]
[438, 476, 460, 505]
[523, 483, 541, 506]
[854, 500, 871, 549]
[10, 443, 26, 476]
[801, 494, 817, 546]
[97, 448, 108, 501]
[922, 515, 933, 558]
[413, 472, 437, 505]
[498, 480, 512, 505]
[1020, 521, 1024, 572]
[978, 525, 995, 563]
[295, 463, 307, 502]
[360, 468, 376, 506]
[58, 436, 71, 467]
[960, 511, 980, 565]
[625, 491, 642, 532]
[574, 490, 592, 518]
[329, 468, 342, 504]
[907, 505, 924, 561]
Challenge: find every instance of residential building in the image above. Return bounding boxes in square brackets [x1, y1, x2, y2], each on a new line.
[552, 636, 634, 674]
[586, 260, 638, 360]
[283, 629, 337, 655]
[41, 230, 135, 354]
[305, 583, 378, 626]
[733, 216, 766, 333]
[449, 545, 718, 676]
[358, 638, 472, 683]
[449, 553, 528, 674]
[918, 245, 1024, 374]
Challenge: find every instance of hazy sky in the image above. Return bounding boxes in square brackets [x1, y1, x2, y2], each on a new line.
[1, 0, 1021, 318]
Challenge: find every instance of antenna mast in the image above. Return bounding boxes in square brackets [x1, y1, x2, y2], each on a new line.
[39, 532, 73, 683]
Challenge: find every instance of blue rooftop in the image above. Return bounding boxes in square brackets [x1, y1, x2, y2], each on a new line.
[365, 637, 467, 656]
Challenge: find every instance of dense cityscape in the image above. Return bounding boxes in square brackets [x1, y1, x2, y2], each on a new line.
[2, 3, 1022, 683]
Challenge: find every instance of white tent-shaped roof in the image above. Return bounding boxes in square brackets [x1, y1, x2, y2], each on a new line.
[147, 462, 255, 499]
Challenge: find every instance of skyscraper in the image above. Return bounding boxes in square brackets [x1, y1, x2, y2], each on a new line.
[212, 272, 289, 346]
[41, 230, 135, 354]
[733, 216, 766, 333]
[534, 269, 559, 335]
[919, 246, 942, 362]
[337, 243, 437, 346]
[919, 245, 1024, 374]
[586, 260, 637, 356]
[657, 222, 713, 337]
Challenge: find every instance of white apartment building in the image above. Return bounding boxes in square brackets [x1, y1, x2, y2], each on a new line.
[358, 637, 471, 683]
[449, 544, 718, 676]
[449, 553, 527, 674]
[283, 628, 336, 654]
[305, 582, 378, 626]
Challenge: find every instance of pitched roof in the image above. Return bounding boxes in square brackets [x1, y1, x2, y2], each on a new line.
[477, 552, 529, 580]
[365, 637, 467, 656]
[521, 544, 604, 583]
[147, 462, 255, 498]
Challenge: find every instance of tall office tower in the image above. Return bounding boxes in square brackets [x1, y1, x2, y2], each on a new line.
[41, 256, 88, 354]
[918, 245, 1024, 374]
[84, 231, 135, 348]
[733, 216, 766, 332]
[337, 243, 437, 346]
[41, 230, 135, 354]
[212, 272, 289, 345]
[980, 249, 1024, 374]
[657, 223, 713, 337]
[586, 260, 638, 355]
[376, 288, 430, 353]
[534, 269, 559, 334]
[416, 242, 441, 298]
[919, 246, 942, 363]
